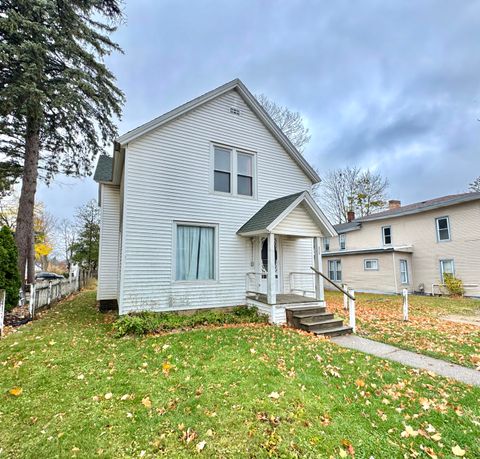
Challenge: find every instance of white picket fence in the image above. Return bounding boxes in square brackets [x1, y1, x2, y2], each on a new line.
[0, 289, 5, 337]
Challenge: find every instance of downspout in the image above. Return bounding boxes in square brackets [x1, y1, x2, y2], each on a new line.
[392, 251, 398, 294]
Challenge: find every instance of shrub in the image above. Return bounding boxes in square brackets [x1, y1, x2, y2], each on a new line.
[0, 226, 21, 311]
[113, 306, 268, 337]
[443, 273, 464, 296]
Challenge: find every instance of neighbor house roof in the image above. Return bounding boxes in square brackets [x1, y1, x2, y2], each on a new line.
[115, 79, 320, 183]
[93, 155, 113, 183]
[323, 246, 413, 257]
[333, 221, 362, 233]
[359, 192, 480, 222]
[237, 191, 337, 237]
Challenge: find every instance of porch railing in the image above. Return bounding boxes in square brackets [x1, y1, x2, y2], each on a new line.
[289, 271, 316, 297]
[245, 272, 263, 296]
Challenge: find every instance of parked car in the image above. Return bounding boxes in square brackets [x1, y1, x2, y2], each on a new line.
[35, 272, 64, 281]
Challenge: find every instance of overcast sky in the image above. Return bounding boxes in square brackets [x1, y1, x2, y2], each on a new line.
[38, 0, 480, 219]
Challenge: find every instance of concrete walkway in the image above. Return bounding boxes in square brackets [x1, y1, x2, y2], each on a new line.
[331, 335, 480, 387]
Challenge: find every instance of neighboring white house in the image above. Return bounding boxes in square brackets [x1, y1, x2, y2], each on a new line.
[322, 193, 480, 297]
[94, 79, 337, 324]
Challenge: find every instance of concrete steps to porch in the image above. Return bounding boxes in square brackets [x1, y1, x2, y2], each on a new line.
[286, 305, 352, 337]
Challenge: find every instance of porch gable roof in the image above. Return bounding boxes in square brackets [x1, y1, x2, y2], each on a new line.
[237, 191, 337, 237]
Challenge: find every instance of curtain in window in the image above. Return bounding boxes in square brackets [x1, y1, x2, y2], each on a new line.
[176, 226, 215, 280]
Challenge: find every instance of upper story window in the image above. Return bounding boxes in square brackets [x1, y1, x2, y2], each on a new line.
[323, 237, 330, 252]
[436, 217, 450, 242]
[382, 226, 392, 245]
[339, 234, 346, 250]
[213, 145, 255, 197]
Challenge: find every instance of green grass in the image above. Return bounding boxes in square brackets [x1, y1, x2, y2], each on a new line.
[0, 290, 479, 458]
[326, 290, 480, 369]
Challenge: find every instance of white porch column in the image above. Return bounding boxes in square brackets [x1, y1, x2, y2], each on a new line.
[313, 237, 324, 302]
[267, 232, 276, 305]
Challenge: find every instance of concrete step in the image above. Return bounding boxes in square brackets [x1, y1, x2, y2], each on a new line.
[298, 312, 335, 323]
[313, 325, 353, 337]
[305, 318, 344, 331]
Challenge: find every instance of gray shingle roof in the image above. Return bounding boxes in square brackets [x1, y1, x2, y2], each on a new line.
[237, 192, 304, 234]
[334, 221, 361, 233]
[358, 192, 480, 222]
[93, 155, 113, 183]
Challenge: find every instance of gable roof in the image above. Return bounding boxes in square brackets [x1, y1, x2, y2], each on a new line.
[116, 79, 320, 183]
[237, 191, 337, 237]
[333, 221, 362, 233]
[358, 192, 480, 223]
[93, 155, 113, 183]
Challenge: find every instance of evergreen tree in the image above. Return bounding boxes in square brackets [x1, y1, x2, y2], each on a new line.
[0, 1, 125, 285]
[0, 226, 21, 311]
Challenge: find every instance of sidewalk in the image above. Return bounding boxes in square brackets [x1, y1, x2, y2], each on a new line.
[331, 335, 480, 387]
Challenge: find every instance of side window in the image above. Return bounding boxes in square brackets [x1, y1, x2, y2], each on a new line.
[439, 259, 455, 282]
[382, 226, 392, 245]
[339, 234, 346, 250]
[213, 147, 232, 193]
[237, 152, 253, 196]
[364, 259, 379, 270]
[436, 217, 450, 241]
[328, 260, 342, 282]
[400, 259, 409, 284]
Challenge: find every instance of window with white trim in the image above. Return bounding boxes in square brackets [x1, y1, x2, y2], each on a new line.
[213, 145, 255, 197]
[364, 259, 379, 270]
[436, 217, 450, 241]
[382, 226, 392, 245]
[328, 260, 342, 282]
[175, 223, 216, 281]
[339, 234, 346, 250]
[439, 259, 455, 282]
[323, 237, 330, 252]
[400, 259, 409, 284]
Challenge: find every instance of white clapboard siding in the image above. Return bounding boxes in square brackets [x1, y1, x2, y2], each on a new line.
[274, 204, 323, 237]
[97, 184, 120, 300]
[119, 88, 315, 313]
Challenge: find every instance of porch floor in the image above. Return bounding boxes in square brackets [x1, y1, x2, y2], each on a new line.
[248, 293, 318, 305]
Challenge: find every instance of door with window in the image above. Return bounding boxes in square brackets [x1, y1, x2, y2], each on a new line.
[259, 237, 281, 294]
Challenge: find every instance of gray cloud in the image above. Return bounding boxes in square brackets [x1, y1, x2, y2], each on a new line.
[38, 0, 480, 217]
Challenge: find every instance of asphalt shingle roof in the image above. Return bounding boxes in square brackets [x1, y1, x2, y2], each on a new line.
[237, 192, 304, 234]
[93, 155, 113, 183]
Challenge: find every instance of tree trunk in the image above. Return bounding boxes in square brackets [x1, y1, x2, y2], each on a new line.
[27, 229, 35, 284]
[15, 115, 41, 287]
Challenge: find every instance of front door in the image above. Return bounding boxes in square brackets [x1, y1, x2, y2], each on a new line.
[259, 236, 281, 294]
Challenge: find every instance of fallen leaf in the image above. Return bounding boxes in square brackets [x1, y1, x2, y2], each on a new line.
[104, 392, 113, 400]
[355, 379, 366, 387]
[268, 391, 281, 400]
[142, 397, 152, 409]
[452, 445, 466, 457]
[9, 387, 23, 397]
[196, 440, 206, 452]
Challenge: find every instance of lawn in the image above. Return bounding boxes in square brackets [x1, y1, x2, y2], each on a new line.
[0, 289, 479, 458]
[326, 290, 480, 369]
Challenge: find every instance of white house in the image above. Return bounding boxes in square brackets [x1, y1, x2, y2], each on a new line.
[94, 79, 350, 333]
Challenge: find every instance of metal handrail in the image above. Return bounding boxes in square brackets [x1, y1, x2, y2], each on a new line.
[310, 266, 355, 300]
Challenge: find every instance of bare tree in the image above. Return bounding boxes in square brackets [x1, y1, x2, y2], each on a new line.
[469, 176, 480, 192]
[316, 167, 389, 224]
[57, 218, 77, 270]
[256, 94, 311, 152]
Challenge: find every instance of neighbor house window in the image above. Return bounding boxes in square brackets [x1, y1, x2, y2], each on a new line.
[382, 226, 392, 245]
[176, 224, 216, 281]
[213, 146, 232, 193]
[323, 237, 330, 252]
[328, 260, 342, 282]
[364, 259, 379, 271]
[237, 152, 253, 196]
[339, 234, 346, 250]
[400, 259, 409, 284]
[439, 259, 455, 282]
[436, 217, 450, 241]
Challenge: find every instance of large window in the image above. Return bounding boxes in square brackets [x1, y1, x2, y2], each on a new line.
[237, 152, 253, 196]
[382, 226, 392, 245]
[400, 259, 409, 284]
[213, 145, 255, 197]
[328, 260, 342, 282]
[176, 224, 216, 281]
[440, 259, 455, 282]
[364, 259, 379, 271]
[436, 217, 450, 242]
[339, 234, 346, 250]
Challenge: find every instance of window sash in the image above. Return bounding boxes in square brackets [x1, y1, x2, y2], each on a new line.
[176, 225, 216, 281]
[440, 259, 454, 281]
[328, 260, 341, 281]
[400, 259, 408, 284]
[364, 259, 378, 270]
[339, 234, 346, 250]
[436, 217, 450, 241]
[213, 147, 232, 193]
[323, 237, 330, 252]
[382, 226, 392, 245]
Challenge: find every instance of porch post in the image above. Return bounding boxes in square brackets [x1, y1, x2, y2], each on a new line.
[313, 237, 324, 302]
[267, 232, 276, 305]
